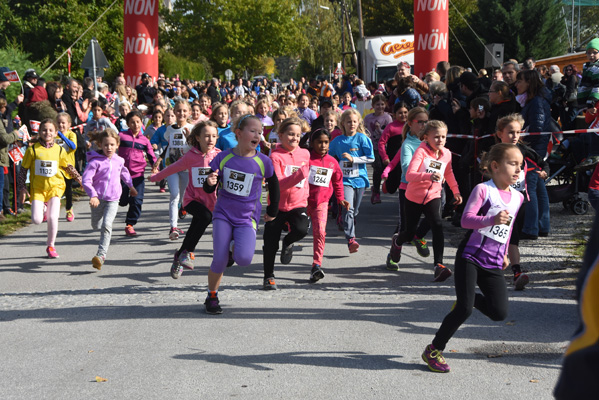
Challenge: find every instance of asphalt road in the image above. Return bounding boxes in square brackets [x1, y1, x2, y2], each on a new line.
[0, 177, 578, 399]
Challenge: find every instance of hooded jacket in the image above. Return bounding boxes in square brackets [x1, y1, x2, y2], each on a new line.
[82, 151, 133, 202]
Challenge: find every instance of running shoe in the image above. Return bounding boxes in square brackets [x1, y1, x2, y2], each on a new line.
[178, 250, 194, 270]
[66, 209, 75, 222]
[46, 246, 59, 258]
[348, 237, 360, 253]
[204, 294, 223, 314]
[371, 192, 381, 204]
[389, 234, 402, 263]
[422, 344, 450, 373]
[433, 263, 452, 282]
[178, 206, 187, 220]
[170, 258, 183, 279]
[159, 187, 166, 193]
[263, 277, 277, 290]
[169, 227, 184, 240]
[280, 243, 294, 264]
[386, 253, 399, 271]
[190, 252, 195, 260]
[125, 225, 137, 236]
[92, 255, 105, 270]
[514, 272, 529, 291]
[411, 237, 430, 257]
[309, 264, 325, 282]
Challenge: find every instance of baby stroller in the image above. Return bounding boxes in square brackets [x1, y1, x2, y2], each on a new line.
[546, 133, 597, 215]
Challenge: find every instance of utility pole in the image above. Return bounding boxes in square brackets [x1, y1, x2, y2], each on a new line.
[357, 0, 364, 39]
[341, 2, 346, 70]
[343, 0, 358, 69]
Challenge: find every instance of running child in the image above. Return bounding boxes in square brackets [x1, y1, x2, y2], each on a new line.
[202, 114, 280, 314]
[379, 102, 409, 167]
[421, 143, 524, 373]
[153, 100, 194, 239]
[307, 128, 350, 282]
[495, 113, 548, 290]
[388, 120, 462, 281]
[363, 94, 393, 204]
[338, 91, 357, 111]
[118, 110, 157, 236]
[262, 117, 311, 290]
[151, 108, 175, 193]
[150, 121, 221, 279]
[83, 129, 137, 270]
[144, 109, 163, 140]
[17, 118, 81, 258]
[216, 101, 249, 151]
[84, 100, 118, 140]
[328, 108, 375, 253]
[210, 103, 230, 135]
[191, 102, 209, 124]
[56, 112, 78, 222]
[381, 107, 431, 270]
[255, 98, 274, 126]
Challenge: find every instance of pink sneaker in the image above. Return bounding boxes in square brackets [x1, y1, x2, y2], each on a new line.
[125, 225, 137, 236]
[46, 246, 59, 258]
[348, 238, 360, 253]
[66, 209, 74, 222]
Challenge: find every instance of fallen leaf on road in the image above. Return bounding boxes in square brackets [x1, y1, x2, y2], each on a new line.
[449, 350, 458, 353]
[530, 379, 539, 383]
[95, 376, 108, 382]
[487, 354, 503, 358]
[506, 321, 515, 326]
[88, 350, 94, 353]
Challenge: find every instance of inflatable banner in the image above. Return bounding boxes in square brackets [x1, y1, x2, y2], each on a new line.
[414, 0, 449, 78]
[123, 0, 159, 87]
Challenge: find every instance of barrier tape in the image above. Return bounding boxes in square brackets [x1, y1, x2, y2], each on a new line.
[446, 128, 599, 140]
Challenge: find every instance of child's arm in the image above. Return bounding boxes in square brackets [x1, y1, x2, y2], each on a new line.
[378, 124, 392, 163]
[150, 152, 189, 182]
[203, 169, 220, 193]
[58, 131, 77, 151]
[17, 167, 29, 204]
[332, 163, 350, 210]
[145, 138, 157, 165]
[264, 173, 280, 221]
[382, 147, 401, 179]
[460, 184, 495, 229]
[273, 157, 308, 191]
[64, 164, 82, 185]
[82, 162, 98, 198]
[120, 164, 134, 189]
[443, 158, 462, 204]
[405, 148, 431, 182]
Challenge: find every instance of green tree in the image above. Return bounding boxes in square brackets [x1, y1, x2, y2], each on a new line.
[159, 52, 211, 81]
[0, 0, 124, 81]
[469, 0, 567, 64]
[161, 0, 304, 76]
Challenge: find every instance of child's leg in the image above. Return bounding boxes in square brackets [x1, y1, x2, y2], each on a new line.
[208, 218, 234, 291]
[343, 186, 365, 239]
[46, 196, 60, 247]
[166, 173, 181, 228]
[31, 200, 45, 225]
[308, 202, 328, 265]
[126, 176, 145, 226]
[64, 178, 73, 210]
[178, 171, 189, 208]
[97, 200, 119, 258]
[422, 198, 444, 265]
[431, 257, 479, 351]
[473, 266, 509, 321]
[263, 210, 289, 278]
[372, 151, 383, 195]
[119, 182, 130, 207]
[395, 199, 424, 245]
[91, 201, 106, 230]
[283, 207, 309, 248]
[179, 201, 212, 253]
[232, 225, 257, 266]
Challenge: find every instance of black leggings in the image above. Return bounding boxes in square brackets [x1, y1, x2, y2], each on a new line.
[396, 197, 444, 265]
[432, 247, 508, 351]
[372, 151, 383, 195]
[64, 178, 73, 210]
[179, 201, 212, 253]
[263, 207, 309, 278]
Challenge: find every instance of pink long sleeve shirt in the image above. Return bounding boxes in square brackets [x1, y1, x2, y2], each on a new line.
[270, 145, 310, 212]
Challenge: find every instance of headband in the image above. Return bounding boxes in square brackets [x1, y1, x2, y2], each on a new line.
[236, 114, 253, 129]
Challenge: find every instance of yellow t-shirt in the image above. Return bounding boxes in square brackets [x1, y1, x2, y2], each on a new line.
[22, 142, 68, 202]
[55, 130, 78, 167]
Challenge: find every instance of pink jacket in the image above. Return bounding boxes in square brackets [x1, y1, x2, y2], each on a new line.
[405, 142, 460, 205]
[270, 145, 310, 212]
[150, 147, 220, 211]
[378, 120, 405, 162]
[308, 151, 345, 206]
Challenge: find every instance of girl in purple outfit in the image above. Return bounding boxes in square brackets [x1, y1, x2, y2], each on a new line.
[82, 129, 137, 270]
[421, 143, 524, 373]
[202, 115, 280, 314]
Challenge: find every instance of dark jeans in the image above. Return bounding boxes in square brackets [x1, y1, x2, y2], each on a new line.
[179, 201, 212, 253]
[119, 176, 145, 226]
[263, 207, 309, 278]
[396, 197, 444, 265]
[432, 252, 508, 351]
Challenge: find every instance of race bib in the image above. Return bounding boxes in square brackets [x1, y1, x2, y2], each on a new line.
[341, 160, 359, 178]
[478, 214, 513, 244]
[35, 159, 57, 177]
[419, 157, 447, 178]
[308, 165, 333, 187]
[285, 165, 306, 188]
[191, 167, 211, 188]
[222, 167, 254, 197]
[510, 170, 526, 192]
[170, 130, 187, 149]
